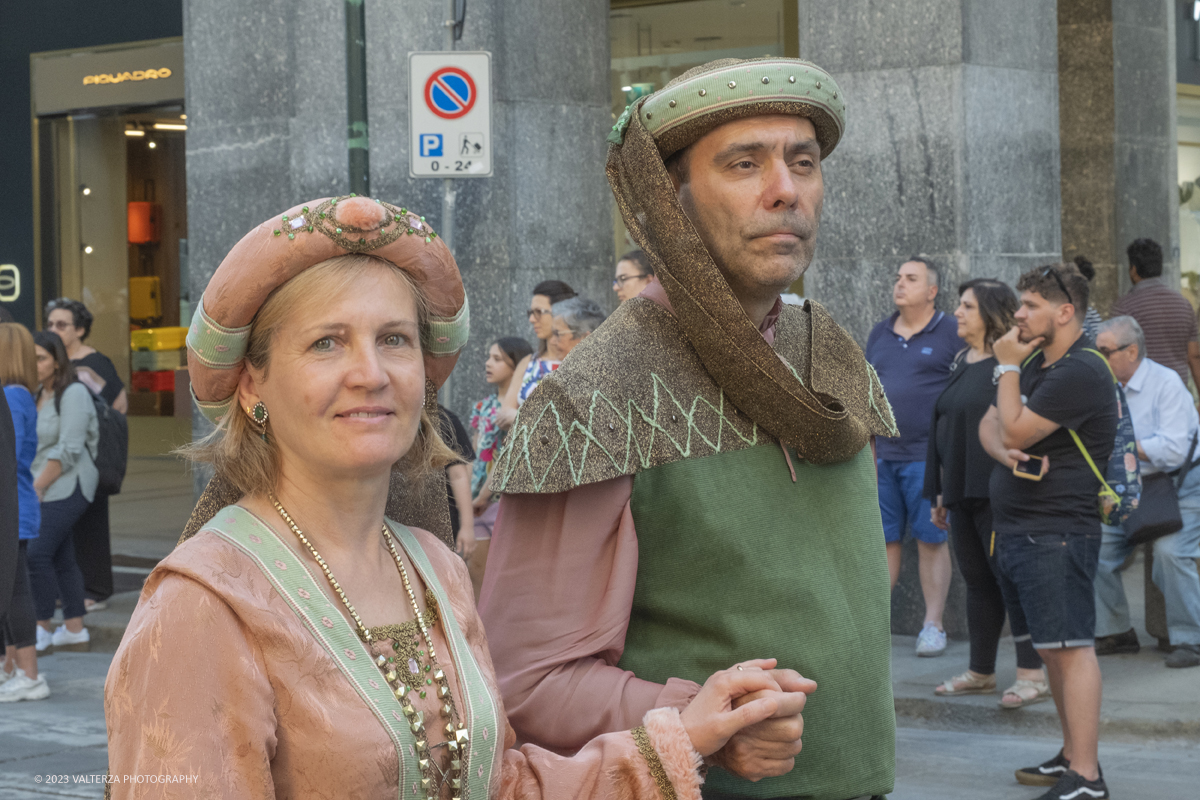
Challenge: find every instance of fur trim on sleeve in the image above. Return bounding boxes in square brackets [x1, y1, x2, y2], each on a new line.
[643, 707, 704, 800]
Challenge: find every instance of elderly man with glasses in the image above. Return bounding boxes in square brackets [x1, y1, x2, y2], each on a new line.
[1093, 316, 1200, 670]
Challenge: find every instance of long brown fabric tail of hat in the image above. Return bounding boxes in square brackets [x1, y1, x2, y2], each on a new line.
[605, 108, 894, 465]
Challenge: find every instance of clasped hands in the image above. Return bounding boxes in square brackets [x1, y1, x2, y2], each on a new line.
[679, 658, 816, 782]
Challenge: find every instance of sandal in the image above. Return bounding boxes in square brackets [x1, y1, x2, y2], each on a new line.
[999, 678, 1051, 709]
[934, 670, 996, 696]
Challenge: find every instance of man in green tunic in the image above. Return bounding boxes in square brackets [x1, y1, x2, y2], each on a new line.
[480, 58, 897, 800]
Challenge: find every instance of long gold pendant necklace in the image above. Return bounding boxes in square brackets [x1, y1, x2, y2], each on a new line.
[271, 496, 469, 800]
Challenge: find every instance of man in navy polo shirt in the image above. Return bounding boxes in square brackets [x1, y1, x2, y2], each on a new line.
[866, 257, 965, 656]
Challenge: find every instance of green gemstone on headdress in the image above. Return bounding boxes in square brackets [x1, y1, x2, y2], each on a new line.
[319, 212, 325, 219]
[394, 215, 401, 221]
[288, 233, 295, 240]
[335, 228, 342, 234]
[430, 231, 437, 239]
[420, 216, 425, 221]
[273, 230, 280, 236]
[359, 238, 366, 244]
[425, 236, 431, 243]
[426, 677, 433, 685]
[282, 215, 288, 222]
[302, 206, 309, 212]
[392, 641, 400, 652]
[420, 691, 426, 699]
[400, 208, 407, 214]
[308, 225, 313, 232]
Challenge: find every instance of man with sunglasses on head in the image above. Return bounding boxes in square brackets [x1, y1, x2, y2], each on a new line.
[979, 262, 1118, 800]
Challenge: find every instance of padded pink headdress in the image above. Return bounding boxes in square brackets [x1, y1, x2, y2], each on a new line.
[186, 195, 469, 424]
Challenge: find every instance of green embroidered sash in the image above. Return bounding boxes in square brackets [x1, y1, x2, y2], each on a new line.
[204, 506, 501, 799]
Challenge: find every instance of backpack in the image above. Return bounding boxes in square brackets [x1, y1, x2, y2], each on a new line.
[1021, 348, 1141, 527]
[87, 390, 128, 496]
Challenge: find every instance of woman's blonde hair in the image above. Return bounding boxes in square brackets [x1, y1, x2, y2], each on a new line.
[180, 255, 459, 497]
[0, 323, 38, 395]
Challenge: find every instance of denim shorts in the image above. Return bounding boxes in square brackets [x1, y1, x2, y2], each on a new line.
[876, 459, 947, 545]
[994, 529, 1101, 650]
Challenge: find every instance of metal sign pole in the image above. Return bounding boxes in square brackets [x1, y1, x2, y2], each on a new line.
[440, 0, 458, 255]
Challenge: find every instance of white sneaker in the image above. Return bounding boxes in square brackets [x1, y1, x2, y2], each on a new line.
[0, 666, 26, 685]
[50, 625, 90, 652]
[916, 623, 947, 657]
[35, 626, 54, 654]
[0, 674, 50, 702]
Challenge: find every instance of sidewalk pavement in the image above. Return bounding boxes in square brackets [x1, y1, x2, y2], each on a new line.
[891, 550, 1200, 740]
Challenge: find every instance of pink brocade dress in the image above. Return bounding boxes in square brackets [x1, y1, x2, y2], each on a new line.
[103, 505, 703, 800]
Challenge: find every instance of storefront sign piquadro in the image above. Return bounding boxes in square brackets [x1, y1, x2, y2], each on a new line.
[31, 38, 184, 116]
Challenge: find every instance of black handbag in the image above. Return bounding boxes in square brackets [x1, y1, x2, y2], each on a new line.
[1121, 433, 1197, 546]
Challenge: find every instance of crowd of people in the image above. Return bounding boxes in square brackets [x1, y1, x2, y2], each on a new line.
[868, 237, 1200, 797]
[0, 52, 1196, 800]
[0, 299, 126, 702]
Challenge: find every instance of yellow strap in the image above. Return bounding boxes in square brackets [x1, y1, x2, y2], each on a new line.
[1068, 429, 1120, 502]
[990, 531, 995, 557]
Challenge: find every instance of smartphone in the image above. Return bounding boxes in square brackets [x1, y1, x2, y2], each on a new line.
[1012, 455, 1045, 481]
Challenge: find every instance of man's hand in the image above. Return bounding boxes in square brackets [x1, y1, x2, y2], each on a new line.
[993, 326, 1043, 367]
[1006, 449, 1048, 476]
[931, 504, 949, 531]
[706, 668, 817, 781]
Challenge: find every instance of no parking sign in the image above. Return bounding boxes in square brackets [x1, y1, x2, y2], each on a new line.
[409, 52, 492, 178]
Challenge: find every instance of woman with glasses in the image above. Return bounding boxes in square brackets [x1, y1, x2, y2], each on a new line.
[27, 331, 98, 655]
[497, 281, 576, 429]
[44, 297, 123, 613]
[43, 299, 127, 414]
[612, 250, 656, 304]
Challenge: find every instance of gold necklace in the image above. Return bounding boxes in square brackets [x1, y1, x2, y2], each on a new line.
[271, 496, 469, 800]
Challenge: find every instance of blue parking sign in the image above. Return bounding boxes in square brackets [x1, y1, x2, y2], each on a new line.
[420, 133, 444, 157]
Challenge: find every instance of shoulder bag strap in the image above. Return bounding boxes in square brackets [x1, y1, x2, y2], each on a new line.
[1068, 429, 1120, 503]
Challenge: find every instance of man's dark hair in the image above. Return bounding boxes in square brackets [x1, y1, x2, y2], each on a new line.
[1072, 255, 1095, 282]
[44, 297, 93, 340]
[664, 147, 691, 186]
[958, 278, 1018, 349]
[1126, 238, 1163, 279]
[492, 336, 534, 369]
[619, 250, 654, 277]
[1015, 262, 1089, 321]
[905, 256, 939, 288]
[531, 280, 577, 306]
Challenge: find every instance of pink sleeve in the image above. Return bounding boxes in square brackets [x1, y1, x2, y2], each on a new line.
[430, 532, 703, 800]
[478, 477, 701, 752]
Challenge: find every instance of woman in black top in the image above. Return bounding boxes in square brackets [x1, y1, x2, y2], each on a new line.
[44, 298, 124, 610]
[924, 279, 1047, 708]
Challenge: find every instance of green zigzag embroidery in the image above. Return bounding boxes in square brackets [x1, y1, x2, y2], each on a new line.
[494, 373, 760, 493]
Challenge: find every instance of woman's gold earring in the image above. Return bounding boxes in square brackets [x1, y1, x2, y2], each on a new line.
[248, 401, 269, 440]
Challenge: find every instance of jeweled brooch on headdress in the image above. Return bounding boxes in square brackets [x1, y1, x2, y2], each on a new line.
[271, 194, 439, 251]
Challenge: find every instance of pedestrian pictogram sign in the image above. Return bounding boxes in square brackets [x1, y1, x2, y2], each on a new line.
[410, 52, 492, 178]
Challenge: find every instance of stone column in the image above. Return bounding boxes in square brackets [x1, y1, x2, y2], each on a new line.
[184, 0, 613, 448]
[1058, 0, 1179, 312]
[800, 0, 1064, 347]
[797, 0, 1063, 637]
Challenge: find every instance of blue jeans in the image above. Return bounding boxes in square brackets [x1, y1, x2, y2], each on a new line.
[27, 484, 90, 621]
[996, 529, 1101, 650]
[1094, 468, 1200, 646]
[877, 459, 946, 544]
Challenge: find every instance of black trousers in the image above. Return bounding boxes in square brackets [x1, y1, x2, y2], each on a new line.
[1, 541, 37, 649]
[949, 498, 1042, 673]
[72, 492, 113, 601]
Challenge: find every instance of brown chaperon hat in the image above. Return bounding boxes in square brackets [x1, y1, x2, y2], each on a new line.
[180, 195, 467, 546]
[605, 58, 895, 464]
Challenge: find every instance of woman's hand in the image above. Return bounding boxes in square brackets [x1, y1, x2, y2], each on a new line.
[679, 659, 797, 759]
[456, 525, 476, 561]
[472, 489, 493, 514]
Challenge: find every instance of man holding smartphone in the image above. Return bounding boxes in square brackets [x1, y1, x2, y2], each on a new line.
[979, 262, 1118, 800]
